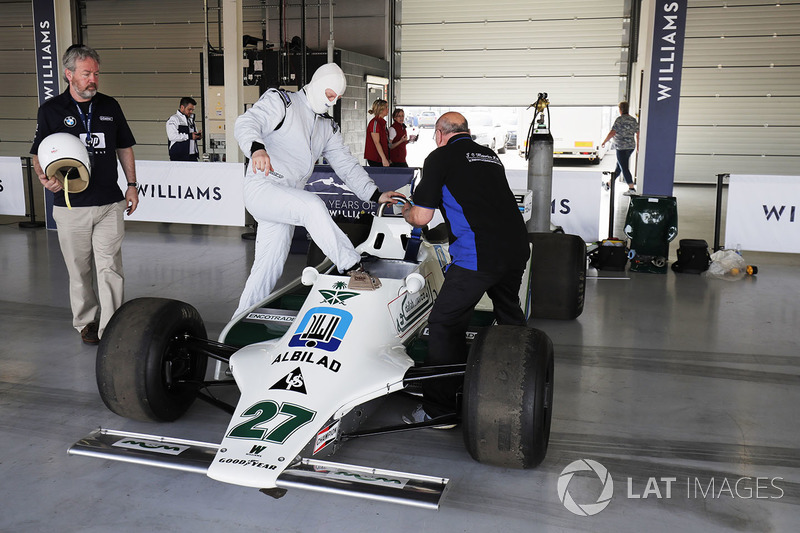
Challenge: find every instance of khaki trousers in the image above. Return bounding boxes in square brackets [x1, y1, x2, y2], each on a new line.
[52, 201, 126, 338]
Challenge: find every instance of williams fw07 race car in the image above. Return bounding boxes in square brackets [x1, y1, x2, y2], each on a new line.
[69, 202, 555, 510]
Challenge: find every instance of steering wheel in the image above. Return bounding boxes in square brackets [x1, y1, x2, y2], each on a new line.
[376, 196, 411, 217]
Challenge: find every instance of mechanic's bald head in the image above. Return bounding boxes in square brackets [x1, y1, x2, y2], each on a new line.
[434, 112, 469, 147]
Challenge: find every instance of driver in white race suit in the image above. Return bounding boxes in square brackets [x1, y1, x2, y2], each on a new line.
[233, 63, 402, 317]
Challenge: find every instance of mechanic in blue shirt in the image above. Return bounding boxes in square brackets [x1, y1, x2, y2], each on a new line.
[31, 44, 139, 344]
[402, 112, 530, 423]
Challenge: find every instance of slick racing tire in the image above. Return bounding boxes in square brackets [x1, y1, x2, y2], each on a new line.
[96, 298, 208, 422]
[462, 325, 554, 469]
[528, 232, 586, 320]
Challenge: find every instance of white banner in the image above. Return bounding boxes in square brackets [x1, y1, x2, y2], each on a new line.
[726, 174, 800, 254]
[0, 157, 26, 216]
[507, 169, 603, 242]
[118, 161, 245, 226]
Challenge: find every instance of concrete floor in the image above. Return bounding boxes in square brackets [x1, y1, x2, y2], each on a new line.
[1, 183, 798, 532]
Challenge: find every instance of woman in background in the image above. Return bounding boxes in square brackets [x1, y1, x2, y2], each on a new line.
[364, 99, 390, 167]
[602, 101, 639, 196]
[388, 108, 411, 167]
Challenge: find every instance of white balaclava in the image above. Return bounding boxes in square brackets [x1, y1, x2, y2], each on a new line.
[304, 63, 346, 114]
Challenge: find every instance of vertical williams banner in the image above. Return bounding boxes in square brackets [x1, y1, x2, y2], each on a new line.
[32, 0, 59, 105]
[642, 0, 687, 197]
[32, 0, 60, 228]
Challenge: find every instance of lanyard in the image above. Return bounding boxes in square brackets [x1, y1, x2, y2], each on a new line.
[73, 99, 94, 155]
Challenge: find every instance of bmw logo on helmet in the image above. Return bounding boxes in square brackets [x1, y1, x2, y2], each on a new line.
[64, 116, 77, 127]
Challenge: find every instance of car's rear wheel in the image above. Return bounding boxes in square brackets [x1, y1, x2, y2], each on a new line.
[96, 298, 208, 422]
[462, 325, 554, 468]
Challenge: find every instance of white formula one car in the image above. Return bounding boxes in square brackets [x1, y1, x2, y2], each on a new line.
[70, 203, 554, 510]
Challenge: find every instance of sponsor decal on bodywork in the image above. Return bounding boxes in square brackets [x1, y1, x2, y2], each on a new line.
[270, 367, 308, 394]
[313, 420, 340, 455]
[312, 466, 409, 488]
[289, 307, 352, 351]
[271, 350, 341, 373]
[421, 326, 477, 341]
[112, 438, 189, 456]
[217, 457, 278, 470]
[247, 444, 267, 457]
[388, 275, 436, 337]
[245, 311, 296, 323]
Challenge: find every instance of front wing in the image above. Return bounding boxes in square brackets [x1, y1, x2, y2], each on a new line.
[69, 428, 449, 510]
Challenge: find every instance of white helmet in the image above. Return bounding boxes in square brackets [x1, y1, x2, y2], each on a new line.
[304, 63, 346, 115]
[37, 132, 91, 193]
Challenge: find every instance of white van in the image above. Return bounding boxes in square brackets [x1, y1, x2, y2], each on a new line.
[517, 106, 615, 164]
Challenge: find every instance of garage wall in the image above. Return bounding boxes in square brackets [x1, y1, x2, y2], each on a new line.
[0, 0, 41, 158]
[676, 0, 800, 183]
[394, 0, 630, 107]
[79, 0, 207, 161]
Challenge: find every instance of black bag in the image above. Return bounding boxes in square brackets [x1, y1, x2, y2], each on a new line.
[671, 239, 710, 274]
[589, 239, 629, 271]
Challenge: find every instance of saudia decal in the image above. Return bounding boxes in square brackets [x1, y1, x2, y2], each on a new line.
[289, 307, 352, 351]
[318, 281, 359, 306]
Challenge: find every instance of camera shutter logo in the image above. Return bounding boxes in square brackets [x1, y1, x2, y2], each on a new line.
[557, 459, 614, 516]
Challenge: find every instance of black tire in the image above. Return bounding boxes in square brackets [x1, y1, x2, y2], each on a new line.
[96, 298, 208, 422]
[462, 326, 554, 468]
[528, 232, 586, 320]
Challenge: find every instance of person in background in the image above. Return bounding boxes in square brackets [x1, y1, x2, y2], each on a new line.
[364, 98, 390, 167]
[166, 96, 201, 161]
[30, 44, 139, 344]
[232, 63, 403, 317]
[388, 108, 411, 167]
[401, 112, 530, 426]
[602, 101, 640, 196]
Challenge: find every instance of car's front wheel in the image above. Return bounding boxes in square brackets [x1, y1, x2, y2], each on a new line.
[96, 298, 208, 422]
[462, 325, 554, 468]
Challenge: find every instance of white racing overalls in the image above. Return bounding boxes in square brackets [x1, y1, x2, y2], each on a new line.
[232, 88, 378, 317]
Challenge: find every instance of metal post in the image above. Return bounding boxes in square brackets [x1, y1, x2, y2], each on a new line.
[713, 173, 728, 251]
[604, 170, 617, 239]
[18, 157, 45, 229]
[300, 0, 306, 87]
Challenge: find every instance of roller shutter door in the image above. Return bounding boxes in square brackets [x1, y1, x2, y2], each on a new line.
[81, 0, 207, 161]
[677, 0, 800, 183]
[0, 0, 39, 157]
[395, 0, 629, 107]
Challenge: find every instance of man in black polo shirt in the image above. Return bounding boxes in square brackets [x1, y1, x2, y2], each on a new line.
[31, 44, 139, 344]
[402, 112, 530, 423]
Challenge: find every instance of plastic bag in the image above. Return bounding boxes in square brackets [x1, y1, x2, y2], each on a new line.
[704, 250, 747, 281]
